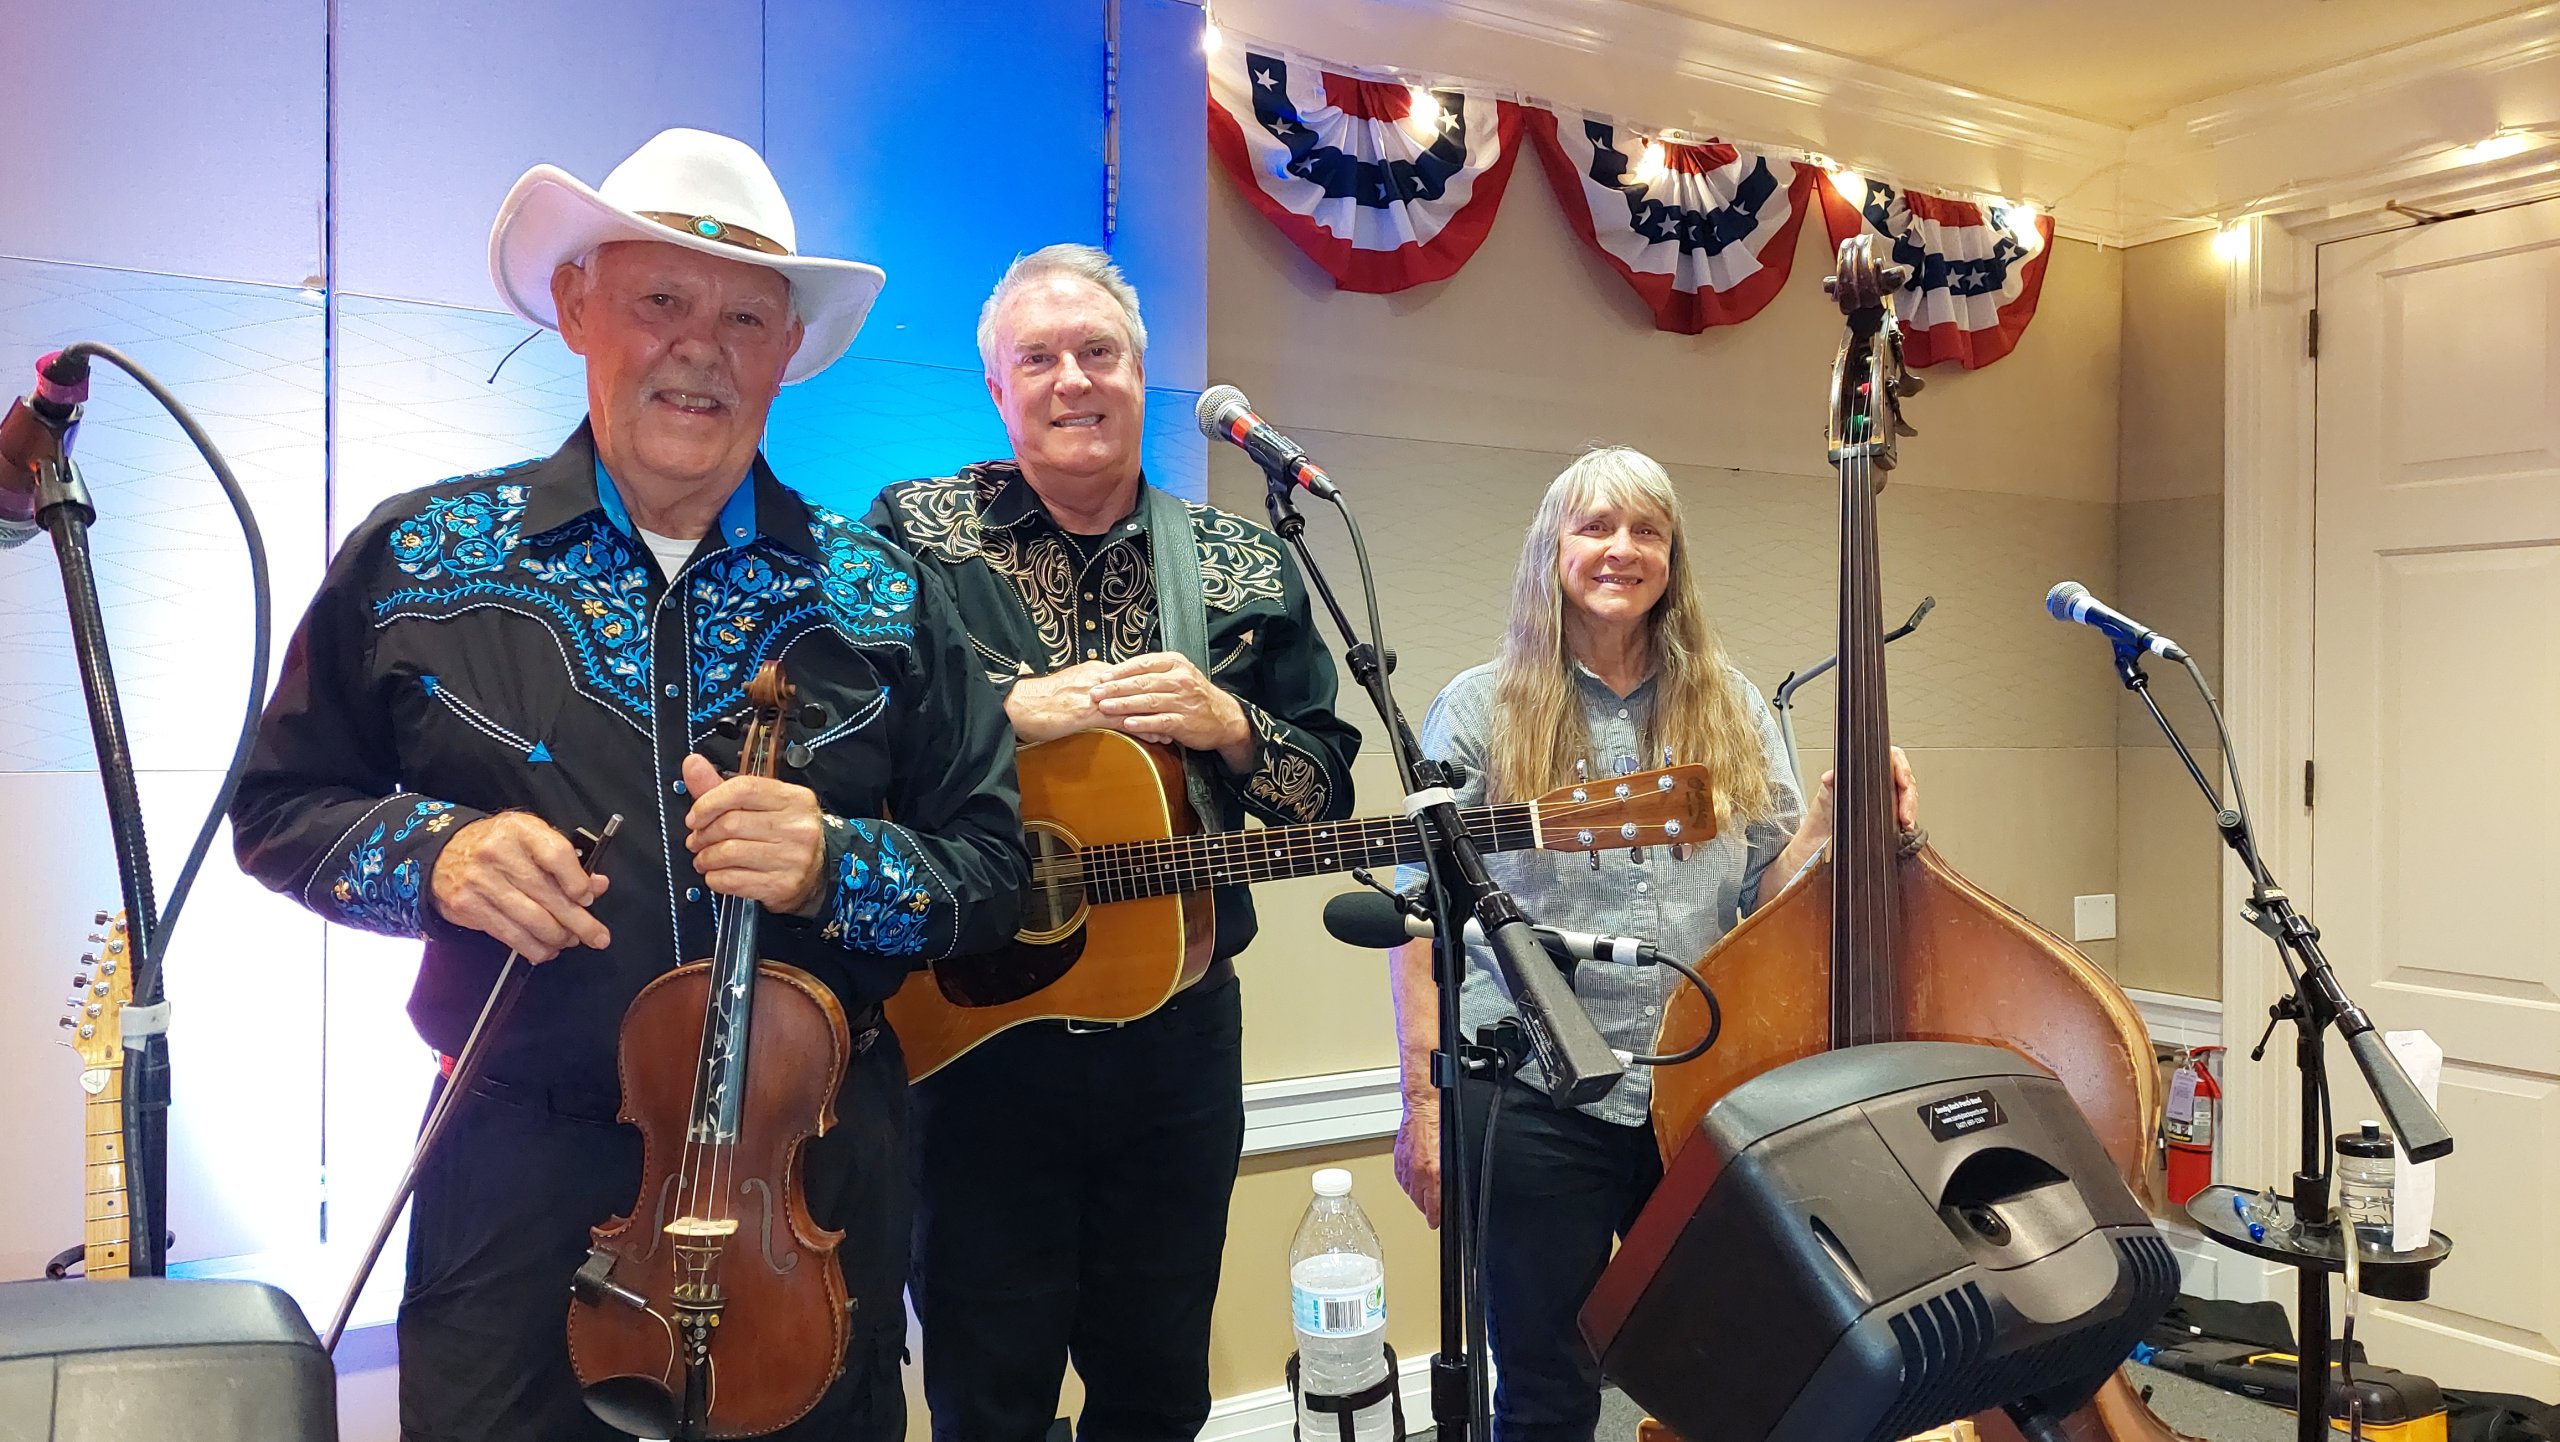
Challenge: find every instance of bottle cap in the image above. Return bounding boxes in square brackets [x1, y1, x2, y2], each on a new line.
[2336, 1121, 2393, 1158]
[1313, 1167, 1354, 1198]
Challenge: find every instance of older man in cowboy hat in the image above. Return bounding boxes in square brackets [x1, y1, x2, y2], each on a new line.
[232, 128, 1025, 1441]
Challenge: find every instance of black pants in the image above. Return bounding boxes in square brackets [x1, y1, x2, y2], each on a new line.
[1460, 1075, 1663, 1442]
[910, 974, 1245, 1442]
[396, 1027, 911, 1442]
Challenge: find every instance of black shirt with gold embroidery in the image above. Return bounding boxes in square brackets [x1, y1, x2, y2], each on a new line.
[865, 462, 1360, 962]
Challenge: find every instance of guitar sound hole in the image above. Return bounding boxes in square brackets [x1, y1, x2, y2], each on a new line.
[928, 824, 1090, 1009]
[1018, 824, 1086, 942]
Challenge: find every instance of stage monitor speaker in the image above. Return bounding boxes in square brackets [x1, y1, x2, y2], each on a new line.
[0, 1277, 335, 1441]
[1581, 1041, 2179, 1442]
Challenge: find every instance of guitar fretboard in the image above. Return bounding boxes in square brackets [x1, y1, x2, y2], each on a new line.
[1080, 804, 1540, 905]
[84, 1072, 129, 1279]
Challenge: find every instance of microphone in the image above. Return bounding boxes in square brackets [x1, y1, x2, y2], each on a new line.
[1194, 384, 1338, 500]
[1322, 889, 1669, 968]
[2045, 580, 2187, 661]
[1, 350, 93, 549]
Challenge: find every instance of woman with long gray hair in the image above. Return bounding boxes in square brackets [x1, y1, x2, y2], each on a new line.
[1389, 445, 1913, 1442]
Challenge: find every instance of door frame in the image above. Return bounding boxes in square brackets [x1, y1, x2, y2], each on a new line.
[2218, 173, 2560, 1302]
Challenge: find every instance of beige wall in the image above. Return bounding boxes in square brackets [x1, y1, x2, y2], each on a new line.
[2113, 231, 2228, 999]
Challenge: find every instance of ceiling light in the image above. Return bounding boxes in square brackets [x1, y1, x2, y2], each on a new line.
[1632, 141, 1669, 187]
[1403, 86, 1444, 142]
[2213, 224, 2249, 263]
[2460, 131, 2530, 165]
[2001, 202, 2041, 246]
[1827, 168, 1867, 201]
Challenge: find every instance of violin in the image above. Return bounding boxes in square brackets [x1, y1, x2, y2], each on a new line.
[568, 660, 855, 1440]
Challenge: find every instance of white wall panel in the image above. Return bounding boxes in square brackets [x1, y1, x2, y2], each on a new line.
[0, 0, 324, 285]
[331, 0, 764, 307]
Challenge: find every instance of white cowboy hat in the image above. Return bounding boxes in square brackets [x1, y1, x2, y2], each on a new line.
[488, 127, 884, 385]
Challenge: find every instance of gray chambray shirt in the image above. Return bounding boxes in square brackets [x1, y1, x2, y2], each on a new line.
[1403, 661, 1806, 1126]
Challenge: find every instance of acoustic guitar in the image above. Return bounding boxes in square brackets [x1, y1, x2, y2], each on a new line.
[884, 729, 1714, 1080]
[56, 910, 134, 1280]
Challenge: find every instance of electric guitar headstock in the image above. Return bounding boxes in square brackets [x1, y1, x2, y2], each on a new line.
[62, 909, 132, 1074]
[1529, 764, 1717, 865]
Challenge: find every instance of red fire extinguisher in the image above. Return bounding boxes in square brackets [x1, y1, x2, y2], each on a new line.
[2163, 1045, 2224, 1205]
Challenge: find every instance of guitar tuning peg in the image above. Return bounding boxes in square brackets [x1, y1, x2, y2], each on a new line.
[1588, 850, 1602, 872]
[59, 1015, 76, 1030]
[1629, 846, 1646, 865]
[80, 952, 96, 966]
[1574, 758, 1589, 782]
[72, 974, 88, 990]
[93, 911, 110, 926]
[1670, 842, 1692, 863]
[1661, 747, 1674, 767]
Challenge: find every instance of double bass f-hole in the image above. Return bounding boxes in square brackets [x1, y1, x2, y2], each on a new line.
[568, 661, 856, 1441]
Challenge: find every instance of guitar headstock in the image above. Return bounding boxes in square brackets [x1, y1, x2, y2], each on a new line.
[62, 909, 132, 1073]
[1530, 765, 1717, 862]
[1822, 233, 1922, 474]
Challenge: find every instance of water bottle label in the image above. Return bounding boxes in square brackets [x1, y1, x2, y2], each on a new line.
[1293, 1281, 1385, 1337]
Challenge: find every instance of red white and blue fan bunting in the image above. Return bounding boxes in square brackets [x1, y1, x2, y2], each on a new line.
[1816, 179, 2054, 370]
[1527, 109, 1816, 334]
[1208, 44, 1525, 293]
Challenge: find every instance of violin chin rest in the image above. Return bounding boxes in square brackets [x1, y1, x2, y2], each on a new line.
[583, 1373, 678, 1439]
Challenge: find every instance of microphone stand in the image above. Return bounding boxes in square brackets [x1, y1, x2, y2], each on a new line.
[1771, 595, 1931, 791]
[19, 392, 173, 1279]
[2108, 642, 2451, 1442]
[1261, 473, 1621, 1442]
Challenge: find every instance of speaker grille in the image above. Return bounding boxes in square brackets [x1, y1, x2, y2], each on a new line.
[1868, 1231, 2182, 1442]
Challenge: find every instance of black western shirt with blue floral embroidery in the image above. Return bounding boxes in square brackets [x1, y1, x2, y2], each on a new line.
[865, 462, 1359, 963]
[231, 425, 1028, 1091]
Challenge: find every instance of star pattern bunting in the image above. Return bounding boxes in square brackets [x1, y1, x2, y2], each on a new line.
[1526, 107, 1818, 334]
[1206, 31, 2062, 367]
[1817, 179, 2055, 370]
[1208, 44, 1525, 293]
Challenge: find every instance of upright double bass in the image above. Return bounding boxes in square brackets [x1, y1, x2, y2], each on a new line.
[1647, 237, 2194, 1442]
[569, 661, 855, 1440]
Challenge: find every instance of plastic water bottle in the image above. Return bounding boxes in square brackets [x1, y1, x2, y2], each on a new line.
[1290, 1168, 1393, 1442]
[2335, 1120, 2396, 1252]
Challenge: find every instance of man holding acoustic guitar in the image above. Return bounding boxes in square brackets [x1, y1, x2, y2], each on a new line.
[866, 243, 1361, 1442]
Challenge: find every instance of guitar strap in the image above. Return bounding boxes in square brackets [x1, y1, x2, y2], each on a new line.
[1142, 482, 1225, 834]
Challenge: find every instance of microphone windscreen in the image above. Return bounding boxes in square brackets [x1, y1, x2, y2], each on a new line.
[1322, 889, 1422, 950]
[2044, 580, 2087, 621]
[1194, 384, 1249, 442]
[34, 350, 90, 407]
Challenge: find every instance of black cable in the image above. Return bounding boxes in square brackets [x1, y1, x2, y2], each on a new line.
[2177, 652, 2332, 1186]
[1623, 956, 1721, 1067]
[58, 340, 274, 974]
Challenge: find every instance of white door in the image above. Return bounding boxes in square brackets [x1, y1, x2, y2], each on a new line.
[2312, 196, 2560, 1399]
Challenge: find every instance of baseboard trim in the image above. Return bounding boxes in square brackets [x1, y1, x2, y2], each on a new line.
[1242, 1067, 1402, 1157]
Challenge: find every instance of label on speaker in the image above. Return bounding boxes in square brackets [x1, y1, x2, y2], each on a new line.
[1919, 1089, 2007, 1141]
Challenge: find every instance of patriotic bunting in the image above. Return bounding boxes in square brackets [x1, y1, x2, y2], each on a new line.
[1207, 44, 1526, 293]
[1526, 109, 1817, 334]
[1203, 35, 2062, 366]
[1815, 179, 2055, 370]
